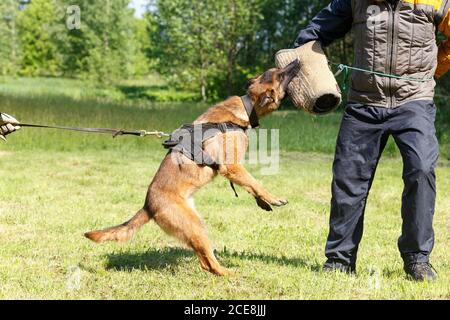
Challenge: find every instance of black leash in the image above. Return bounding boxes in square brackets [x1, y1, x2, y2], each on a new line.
[19, 123, 169, 138]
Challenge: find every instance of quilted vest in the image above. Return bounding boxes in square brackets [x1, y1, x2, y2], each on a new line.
[349, 0, 448, 107]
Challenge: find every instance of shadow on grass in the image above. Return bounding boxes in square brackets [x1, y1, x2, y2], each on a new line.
[218, 249, 322, 271]
[105, 247, 321, 272]
[382, 267, 405, 279]
[106, 247, 191, 271]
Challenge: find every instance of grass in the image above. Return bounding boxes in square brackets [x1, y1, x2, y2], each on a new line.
[0, 75, 198, 103]
[0, 77, 449, 299]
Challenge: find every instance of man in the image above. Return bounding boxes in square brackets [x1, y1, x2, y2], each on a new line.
[0, 113, 20, 141]
[295, 0, 450, 281]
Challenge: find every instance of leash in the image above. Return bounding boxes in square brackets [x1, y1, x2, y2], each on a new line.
[331, 63, 434, 91]
[19, 123, 170, 138]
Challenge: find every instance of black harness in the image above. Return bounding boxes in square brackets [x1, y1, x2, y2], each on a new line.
[162, 95, 258, 197]
[162, 122, 247, 170]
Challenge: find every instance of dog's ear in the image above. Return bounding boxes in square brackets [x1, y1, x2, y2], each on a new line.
[246, 77, 258, 89]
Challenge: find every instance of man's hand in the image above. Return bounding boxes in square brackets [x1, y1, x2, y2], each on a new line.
[0, 113, 21, 141]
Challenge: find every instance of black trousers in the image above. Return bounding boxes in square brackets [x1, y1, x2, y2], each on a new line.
[325, 100, 438, 268]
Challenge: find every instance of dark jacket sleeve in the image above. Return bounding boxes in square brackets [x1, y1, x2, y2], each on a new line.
[294, 0, 353, 48]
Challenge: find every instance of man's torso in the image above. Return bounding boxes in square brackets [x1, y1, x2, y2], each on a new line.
[349, 0, 443, 107]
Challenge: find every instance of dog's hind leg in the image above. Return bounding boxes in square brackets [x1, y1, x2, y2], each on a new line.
[85, 208, 151, 243]
[153, 198, 231, 276]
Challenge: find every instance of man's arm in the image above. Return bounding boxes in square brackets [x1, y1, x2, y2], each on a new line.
[0, 113, 20, 141]
[436, 1, 450, 78]
[294, 0, 353, 48]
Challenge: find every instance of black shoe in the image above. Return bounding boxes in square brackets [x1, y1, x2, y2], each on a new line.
[404, 262, 437, 281]
[323, 262, 356, 274]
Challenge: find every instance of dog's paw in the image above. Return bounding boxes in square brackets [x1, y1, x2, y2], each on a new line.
[270, 197, 289, 207]
[214, 267, 234, 277]
[256, 197, 273, 211]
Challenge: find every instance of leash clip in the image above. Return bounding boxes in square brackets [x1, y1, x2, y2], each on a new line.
[141, 130, 170, 138]
[334, 64, 345, 77]
[139, 130, 147, 137]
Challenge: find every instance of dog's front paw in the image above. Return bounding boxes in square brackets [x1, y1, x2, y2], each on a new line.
[270, 197, 289, 207]
[256, 196, 288, 211]
[256, 197, 273, 211]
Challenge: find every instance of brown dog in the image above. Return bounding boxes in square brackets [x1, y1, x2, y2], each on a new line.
[85, 60, 300, 276]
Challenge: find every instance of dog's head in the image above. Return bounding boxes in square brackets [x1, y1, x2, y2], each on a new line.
[246, 59, 300, 117]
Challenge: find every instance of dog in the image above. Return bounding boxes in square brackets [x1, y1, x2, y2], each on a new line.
[85, 59, 300, 276]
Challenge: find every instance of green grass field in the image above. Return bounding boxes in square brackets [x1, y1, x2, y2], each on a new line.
[0, 77, 449, 299]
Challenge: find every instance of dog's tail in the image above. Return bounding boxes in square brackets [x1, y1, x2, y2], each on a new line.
[84, 208, 151, 243]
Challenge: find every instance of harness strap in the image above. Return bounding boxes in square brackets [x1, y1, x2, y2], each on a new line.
[241, 95, 259, 128]
[230, 182, 239, 198]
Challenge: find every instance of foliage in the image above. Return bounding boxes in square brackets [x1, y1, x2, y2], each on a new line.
[16, 0, 61, 76]
[57, 0, 138, 83]
[147, 0, 264, 101]
[0, 0, 22, 75]
[1, 0, 151, 82]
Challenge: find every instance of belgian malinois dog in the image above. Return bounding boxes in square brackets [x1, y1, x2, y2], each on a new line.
[85, 60, 300, 276]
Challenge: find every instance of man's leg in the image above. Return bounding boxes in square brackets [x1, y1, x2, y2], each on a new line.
[325, 105, 389, 271]
[391, 101, 438, 278]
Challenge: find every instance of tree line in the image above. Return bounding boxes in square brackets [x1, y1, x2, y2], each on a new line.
[0, 0, 150, 82]
[1, 0, 448, 100]
[146, 0, 356, 100]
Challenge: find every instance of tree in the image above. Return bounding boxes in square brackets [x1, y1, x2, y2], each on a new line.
[148, 0, 216, 100]
[0, 0, 22, 75]
[17, 0, 61, 76]
[58, 0, 138, 83]
[148, 0, 263, 100]
[130, 17, 153, 77]
[214, 0, 264, 96]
